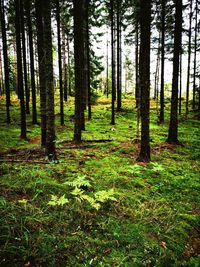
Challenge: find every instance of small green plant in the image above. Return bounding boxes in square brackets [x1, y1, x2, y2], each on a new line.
[48, 194, 69, 206]
[48, 176, 117, 210]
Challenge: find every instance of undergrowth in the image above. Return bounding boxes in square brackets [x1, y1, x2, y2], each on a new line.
[0, 95, 200, 266]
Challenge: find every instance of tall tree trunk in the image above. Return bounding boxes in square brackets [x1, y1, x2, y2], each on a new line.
[111, 0, 115, 125]
[62, 27, 68, 102]
[86, 0, 91, 120]
[43, 0, 56, 160]
[192, 0, 198, 110]
[0, 46, 4, 95]
[137, 0, 151, 162]
[20, 0, 30, 114]
[0, 0, 10, 123]
[56, 0, 64, 125]
[26, 0, 37, 124]
[35, 0, 46, 146]
[167, 0, 182, 144]
[154, 34, 160, 104]
[67, 36, 72, 97]
[179, 48, 182, 115]
[106, 31, 109, 98]
[159, 0, 165, 124]
[116, 0, 121, 112]
[186, 0, 193, 115]
[74, 0, 86, 143]
[15, 0, 27, 139]
[135, 21, 139, 109]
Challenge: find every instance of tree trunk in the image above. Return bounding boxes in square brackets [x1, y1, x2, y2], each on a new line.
[192, 0, 198, 110]
[86, 0, 91, 120]
[43, 0, 56, 160]
[116, 0, 121, 112]
[159, 0, 165, 124]
[15, 0, 27, 139]
[56, 0, 64, 125]
[74, 0, 86, 143]
[179, 48, 182, 115]
[135, 21, 139, 108]
[111, 0, 115, 125]
[137, 0, 151, 162]
[26, 0, 37, 124]
[166, 0, 182, 144]
[35, 0, 46, 147]
[186, 0, 193, 115]
[20, 0, 30, 114]
[0, 0, 10, 123]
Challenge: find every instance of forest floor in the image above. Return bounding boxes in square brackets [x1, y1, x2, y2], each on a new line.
[0, 95, 200, 267]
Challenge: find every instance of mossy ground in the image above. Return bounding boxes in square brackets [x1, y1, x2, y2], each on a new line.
[0, 94, 200, 266]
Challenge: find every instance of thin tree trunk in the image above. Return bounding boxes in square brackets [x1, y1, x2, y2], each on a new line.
[192, 0, 198, 110]
[56, 0, 64, 125]
[116, 0, 121, 112]
[43, 0, 56, 160]
[86, 0, 91, 120]
[167, 0, 182, 144]
[20, 0, 30, 114]
[62, 27, 67, 102]
[74, 0, 85, 143]
[159, 0, 165, 124]
[137, 0, 151, 162]
[35, 0, 46, 147]
[135, 22, 139, 109]
[111, 0, 115, 125]
[106, 31, 109, 98]
[26, 0, 37, 124]
[179, 48, 182, 115]
[186, 0, 193, 115]
[0, 0, 10, 123]
[67, 36, 71, 97]
[15, 0, 27, 139]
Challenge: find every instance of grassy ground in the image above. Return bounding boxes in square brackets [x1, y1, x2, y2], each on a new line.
[0, 94, 200, 266]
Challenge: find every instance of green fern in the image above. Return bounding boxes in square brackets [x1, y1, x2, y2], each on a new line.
[48, 194, 69, 206]
[64, 175, 91, 188]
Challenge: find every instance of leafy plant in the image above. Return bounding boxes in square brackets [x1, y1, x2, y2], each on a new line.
[48, 194, 69, 206]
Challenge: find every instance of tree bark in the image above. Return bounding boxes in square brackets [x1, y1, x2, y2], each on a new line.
[192, 0, 198, 110]
[20, 0, 30, 114]
[137, 0, 151, 162]
[0, 0, 10, 123]
[56, 0, 64, 125]
[111, 0, 115, 125]
[74, 0, 86, 143]
[167, 0, 182, 144]
[186, 0, 193, 115]
[116, 0, 121, 112]
[159, 0, 165, 124]
[43, 0, 56, 160]
[26, 0, 37, 124]
[15, 0, 27, 139]
[35, 0, 46, 147]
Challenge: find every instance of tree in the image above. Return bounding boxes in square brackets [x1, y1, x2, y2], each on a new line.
[35, 0, 46, 146]
[15, 0, 27, 139]
[73, 0, 86, 143]
[159, 0, 166, 124]
[25, 0, 37, 124]
[56, 0, 64, 125]
[166, 0, 182, 144]
[137, 0, 151, 162]
[186, 0, 193, 115]
[43, 0, 56, 160]
[0, 0, 10, 124]
[110, 0, 116, 125]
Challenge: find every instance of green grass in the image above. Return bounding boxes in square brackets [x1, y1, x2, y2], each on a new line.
[0, 94, 200, 266]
